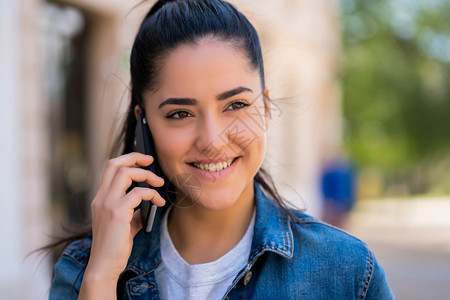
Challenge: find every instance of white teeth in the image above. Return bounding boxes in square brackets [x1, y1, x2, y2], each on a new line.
[193, 159, 235, 172]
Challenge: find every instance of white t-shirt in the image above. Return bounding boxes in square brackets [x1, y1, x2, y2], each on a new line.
[155, 208, 255, 300]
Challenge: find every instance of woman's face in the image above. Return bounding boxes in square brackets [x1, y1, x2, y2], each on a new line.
[142, 37, 269, 211]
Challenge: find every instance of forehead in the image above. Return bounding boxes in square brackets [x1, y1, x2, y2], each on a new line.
[151, 38, 260, 98]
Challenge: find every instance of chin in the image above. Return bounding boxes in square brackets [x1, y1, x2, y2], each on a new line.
[194, 187, 242, 211]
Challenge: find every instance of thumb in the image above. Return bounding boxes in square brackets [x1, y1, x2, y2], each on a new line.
[130, 210, 143, 237]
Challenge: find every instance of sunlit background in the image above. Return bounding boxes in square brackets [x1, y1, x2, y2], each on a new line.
[1, 0, 449, 299]
[342, 0, 450, 198]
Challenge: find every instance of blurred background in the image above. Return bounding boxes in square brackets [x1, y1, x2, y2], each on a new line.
[1, 0, 449, 299]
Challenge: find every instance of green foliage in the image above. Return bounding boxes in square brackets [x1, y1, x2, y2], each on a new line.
[341, 0, 450, 196]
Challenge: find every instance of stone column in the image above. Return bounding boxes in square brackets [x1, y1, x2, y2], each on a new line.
[0, 0, 52, 298]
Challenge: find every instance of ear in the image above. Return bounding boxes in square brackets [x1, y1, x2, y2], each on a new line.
[134, 105, 141, 120]
[263, 88, 271, 131]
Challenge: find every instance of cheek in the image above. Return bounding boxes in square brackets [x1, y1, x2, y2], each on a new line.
[150, 123, 192, 175]
[226, 106, 267, 156]
[242, 106, 267, 167]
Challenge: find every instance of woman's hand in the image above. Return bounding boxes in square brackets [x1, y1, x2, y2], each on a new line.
[79, 153, 165, 299]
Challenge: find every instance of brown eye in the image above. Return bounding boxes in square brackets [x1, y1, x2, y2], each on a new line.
[227, 101, 250, 111]
[166, 110, 192, 119]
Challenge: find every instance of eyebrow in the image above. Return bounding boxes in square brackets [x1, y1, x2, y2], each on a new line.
[158, 86, 253, 109]
[216, 86, 253, 101]
[158, 97, 196, 109]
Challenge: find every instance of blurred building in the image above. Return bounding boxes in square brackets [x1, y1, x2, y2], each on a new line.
[0, 0, 341, 298]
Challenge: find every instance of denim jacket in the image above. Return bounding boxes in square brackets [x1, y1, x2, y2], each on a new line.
[50, 182, 394, 299]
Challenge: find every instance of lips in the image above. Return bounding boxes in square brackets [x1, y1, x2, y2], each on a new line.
[189, 157, 239, 181]
[189, 157, 237, 172]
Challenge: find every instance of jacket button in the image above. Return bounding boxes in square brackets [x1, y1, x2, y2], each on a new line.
[243, 271, 252, 286]
[132, 282, 150, 293]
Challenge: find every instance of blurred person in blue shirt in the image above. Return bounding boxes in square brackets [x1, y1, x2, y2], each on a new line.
[321, 158, 356, 228]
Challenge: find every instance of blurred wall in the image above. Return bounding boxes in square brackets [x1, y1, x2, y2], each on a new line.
[0, 0, 340, 298]
[1, 0, 52, 299]
[239, 0, 341, 215]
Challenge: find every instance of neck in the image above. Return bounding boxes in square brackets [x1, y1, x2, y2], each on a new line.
[167, 183, 255, 265]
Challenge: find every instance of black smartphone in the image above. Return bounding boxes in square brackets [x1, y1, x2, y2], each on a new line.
[133, 110, 162, 233]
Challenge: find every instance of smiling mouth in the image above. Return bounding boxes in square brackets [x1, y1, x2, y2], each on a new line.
[189, 158, 237, 172]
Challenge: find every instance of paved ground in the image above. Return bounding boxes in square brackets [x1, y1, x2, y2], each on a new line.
[346, 198, 450, 300]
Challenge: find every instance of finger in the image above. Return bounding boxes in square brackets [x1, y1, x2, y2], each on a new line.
[91, 187, 164, 230]
[109, 167, 165, 195]
[122, 187, 166, 210]
[102, 153, 154, 187]
[101, 153, 155, 188]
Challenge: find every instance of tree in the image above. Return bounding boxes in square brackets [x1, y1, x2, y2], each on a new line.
[341, 0, 450, 197]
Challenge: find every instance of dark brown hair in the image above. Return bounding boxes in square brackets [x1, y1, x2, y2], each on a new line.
[47, 0, 301, 263]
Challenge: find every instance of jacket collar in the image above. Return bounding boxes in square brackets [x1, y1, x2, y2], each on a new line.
[126, 181, 294, 274]
[250, 181, 294, 261]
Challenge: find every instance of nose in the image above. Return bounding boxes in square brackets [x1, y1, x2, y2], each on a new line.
[194, 114, 231, 160]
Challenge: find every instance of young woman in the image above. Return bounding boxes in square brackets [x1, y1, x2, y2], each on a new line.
[49, 0, 394, 299]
